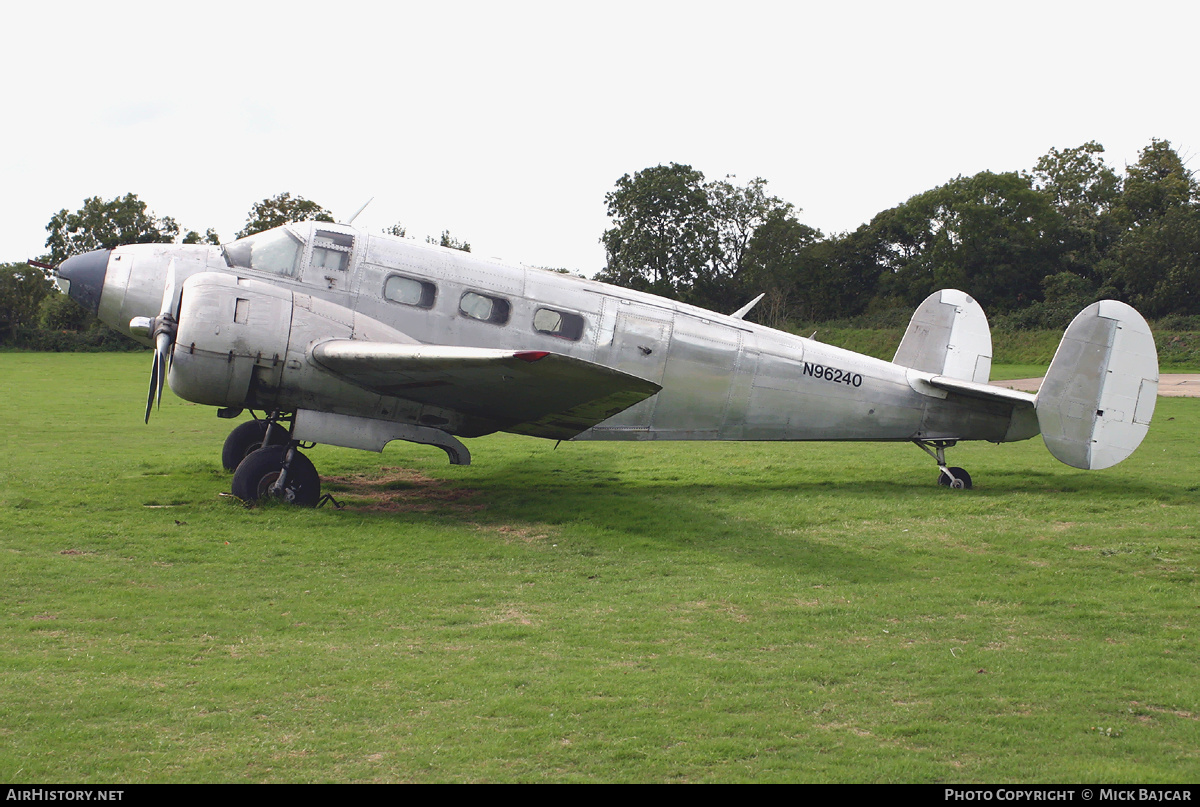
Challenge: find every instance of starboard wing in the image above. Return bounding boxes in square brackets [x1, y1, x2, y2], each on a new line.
[310, 340, 662, 440]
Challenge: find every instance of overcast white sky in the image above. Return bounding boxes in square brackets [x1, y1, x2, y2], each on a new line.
[3, 1, 1195, 273]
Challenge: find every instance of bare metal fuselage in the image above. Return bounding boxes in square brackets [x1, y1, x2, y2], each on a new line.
[88, 222, 1034, 449]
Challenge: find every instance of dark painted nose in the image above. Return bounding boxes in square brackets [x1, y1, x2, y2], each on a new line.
[57, 249, 111, 315]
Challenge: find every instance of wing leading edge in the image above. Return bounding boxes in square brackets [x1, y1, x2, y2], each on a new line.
[310, 340, 662, 440]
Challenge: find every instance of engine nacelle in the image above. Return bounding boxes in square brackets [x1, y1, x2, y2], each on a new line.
[167, 272, 411, 412]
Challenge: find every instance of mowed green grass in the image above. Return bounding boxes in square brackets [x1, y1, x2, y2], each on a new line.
[1, 353, 1196, 783]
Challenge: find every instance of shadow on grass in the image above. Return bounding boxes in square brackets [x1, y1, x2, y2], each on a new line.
[270, 439, 1182, 585]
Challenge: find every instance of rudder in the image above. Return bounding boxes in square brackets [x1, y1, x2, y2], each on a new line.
[1035, 300, 1158, 470]
[893, 289, 993, 383]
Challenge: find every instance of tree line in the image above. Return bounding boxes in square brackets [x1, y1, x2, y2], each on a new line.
[599, 139, 1200, 329]
[4, 138, 1197, 348]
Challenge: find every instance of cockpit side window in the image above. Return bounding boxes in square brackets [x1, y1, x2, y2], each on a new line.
[222, 228, 303, 277]
[312, 230, 354, 273]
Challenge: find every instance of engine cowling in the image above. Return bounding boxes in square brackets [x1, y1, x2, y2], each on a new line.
[168, 273, 293, 408]
[167, 272, 413, 413]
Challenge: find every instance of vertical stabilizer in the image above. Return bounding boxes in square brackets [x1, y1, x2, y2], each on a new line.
[1036, 301, 1158, 470]
[893, 289, 993, 383]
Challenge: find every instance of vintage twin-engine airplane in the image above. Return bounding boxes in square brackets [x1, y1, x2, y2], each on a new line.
[53, 219, 1159, 505]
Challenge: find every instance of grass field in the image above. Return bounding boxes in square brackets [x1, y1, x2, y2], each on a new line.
[1, 353, 1196, 783]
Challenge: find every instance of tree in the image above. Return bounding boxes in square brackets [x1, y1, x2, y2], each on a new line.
[40, 194, 215, 342]
[0, 262, 54, 341]
[598, 163, 714, 299]
[183, 228, 221, 245]
[236, 193, 334, 238]
[44, 194, 182, 265]
[1026, 141, 1122, 278]
[1103, 139, 1200, 315]
[865, 171, 1062, 313]
[428, 230, 471, 252]
[1104, 139, 1200, 314]
[739, 208, 824, 325]
[598, 165, 798, 309]
[1028, 141, 1121, 222]
[700, 176, 794, 308]
[1117, 138, 1198, 226]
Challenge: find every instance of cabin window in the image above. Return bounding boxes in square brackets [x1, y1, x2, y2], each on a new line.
[533, 307, 585, 340]
[384, 275, 436, 308]
[459, 291, 510, 325]
[222, 228, 303, 277]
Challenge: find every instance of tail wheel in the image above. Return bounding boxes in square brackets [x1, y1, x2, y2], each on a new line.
[938, 467, 972, 489]
[231, 445, 321, 507]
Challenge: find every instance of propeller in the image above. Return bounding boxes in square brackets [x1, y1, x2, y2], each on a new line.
[143, 259, 179, 423]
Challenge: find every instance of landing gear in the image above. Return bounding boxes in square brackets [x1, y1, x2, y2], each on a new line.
[221, 416, 290, 472]
[937, 466, 972, 489]
[231, 444, 321, 507]
[914, 440, 972, 490]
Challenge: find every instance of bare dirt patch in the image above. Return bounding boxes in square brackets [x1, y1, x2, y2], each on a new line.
[322, 466, 483, 514]
[473, 523, 553, 543]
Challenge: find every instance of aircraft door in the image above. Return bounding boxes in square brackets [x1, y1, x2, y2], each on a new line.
[597, 301, 673, 429]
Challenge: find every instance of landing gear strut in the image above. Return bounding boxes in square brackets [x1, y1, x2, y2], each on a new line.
[913, 439, 972, 489]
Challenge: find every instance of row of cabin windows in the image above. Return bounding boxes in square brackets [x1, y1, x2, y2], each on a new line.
[383, 273, 585, 341]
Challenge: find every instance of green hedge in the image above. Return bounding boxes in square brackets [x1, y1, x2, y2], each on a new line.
[1, 325, 145, 352]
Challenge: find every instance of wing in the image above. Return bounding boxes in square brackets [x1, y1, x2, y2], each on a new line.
[310, 340, 661, 440]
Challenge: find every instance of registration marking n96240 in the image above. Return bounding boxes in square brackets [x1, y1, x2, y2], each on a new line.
[802, 362, 863, 387]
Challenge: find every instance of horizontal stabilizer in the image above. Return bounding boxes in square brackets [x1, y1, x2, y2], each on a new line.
[894, 289, 993, 383]
[310, 341, 662, 440]
[926, 375, 1036, 408]
[1035, 301, 1158, 470]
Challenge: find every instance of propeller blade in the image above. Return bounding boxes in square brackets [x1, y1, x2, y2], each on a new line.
[145, 347, 161, 424]
[162, 260, 179, 372]
[155, 332, 170, 408]
[144, 259, 180, 424]
[161, 259, 178, 319]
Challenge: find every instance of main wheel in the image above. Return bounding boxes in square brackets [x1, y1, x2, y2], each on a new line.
[937, 466, 972, 489]
[222, 420, 289, 472]
[231, 445, 321, 507]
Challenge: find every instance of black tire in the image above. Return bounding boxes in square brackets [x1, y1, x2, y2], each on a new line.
[937, 466, 972, 489]
[221, 420, 289, 472]
[231, 445, 321, 507]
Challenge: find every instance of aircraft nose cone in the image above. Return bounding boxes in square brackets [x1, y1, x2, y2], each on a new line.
[57, 249, 111, 315]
